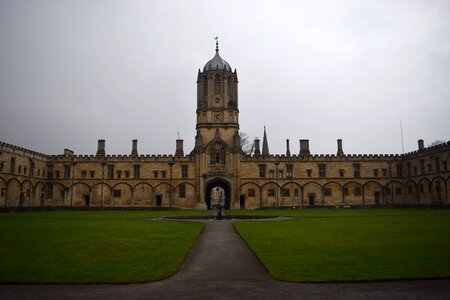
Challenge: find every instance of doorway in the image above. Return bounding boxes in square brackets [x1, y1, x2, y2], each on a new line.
[84, 194, 90, 206]
[308, 193, 315, 206]
[240, 195, 245, 209]
[374, 191, 381, 205]
[205, 179, 231, 210]
[156, 195, 162, 206]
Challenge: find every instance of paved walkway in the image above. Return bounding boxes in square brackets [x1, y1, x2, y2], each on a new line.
[1, 221, 449, 299]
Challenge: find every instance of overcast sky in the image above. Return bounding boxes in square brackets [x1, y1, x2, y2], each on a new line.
[0, 0, 449, 156]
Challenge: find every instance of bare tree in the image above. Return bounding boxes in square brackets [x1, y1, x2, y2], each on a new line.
[239, 132, 257, 155]
[428, 140, 447, 147]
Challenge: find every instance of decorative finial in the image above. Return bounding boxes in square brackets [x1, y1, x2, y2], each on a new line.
[215, 36, 219, 52]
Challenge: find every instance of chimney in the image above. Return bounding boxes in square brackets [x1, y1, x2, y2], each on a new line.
[175, 139, 184, 156]
[286, 139, 291, 156]
[96, 139, 105, 156]
[131, 139, 138, 156]
[254, 139, 261, 156]
[418, 139, 424, 150]
[299, 139, 310, 156]
[337, 139, 344, 156]
[64, 149, 74, 156]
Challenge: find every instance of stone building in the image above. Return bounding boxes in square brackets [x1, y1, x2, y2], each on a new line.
[0, 43, 449, 209]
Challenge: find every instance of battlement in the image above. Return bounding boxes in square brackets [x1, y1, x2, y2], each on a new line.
[403, 141, 450, 158]
[0, 141, 48, 160]
[243, 152, 402, 162]
[46, 153, 195, 163]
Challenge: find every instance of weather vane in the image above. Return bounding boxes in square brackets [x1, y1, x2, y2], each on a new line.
[215, 36, 219, 51]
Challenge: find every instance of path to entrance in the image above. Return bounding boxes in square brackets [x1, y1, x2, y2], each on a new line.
[1, 221, 449, 299]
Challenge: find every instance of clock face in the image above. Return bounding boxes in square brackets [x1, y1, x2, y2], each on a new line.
[214, 112, 222, 122]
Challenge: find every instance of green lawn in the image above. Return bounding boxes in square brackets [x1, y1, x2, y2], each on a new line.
[0, 210, 207, 283]
[234, 209, 450, 282]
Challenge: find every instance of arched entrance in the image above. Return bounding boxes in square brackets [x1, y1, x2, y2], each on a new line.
[205, 179, 231, 210]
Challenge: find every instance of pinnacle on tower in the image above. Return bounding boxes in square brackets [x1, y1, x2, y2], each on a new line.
[262, 126, 270, 156]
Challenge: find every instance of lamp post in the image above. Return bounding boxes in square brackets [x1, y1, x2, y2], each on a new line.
[100, 161, 106, 207]
[275, 161, 280, 207]
[169, 159, 174, 208]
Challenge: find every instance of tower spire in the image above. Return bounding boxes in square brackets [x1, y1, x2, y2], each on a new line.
[215, 36, 219, 52]
[262, 126, 270, 156]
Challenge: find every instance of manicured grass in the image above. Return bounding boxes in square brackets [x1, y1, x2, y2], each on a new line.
[234, 209, 450, 282]
[0, 210, 207, 283]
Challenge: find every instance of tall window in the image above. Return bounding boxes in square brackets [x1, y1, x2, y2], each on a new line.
[10, 157, 16, 173]
[45, 183, 53, 199]
[259, 165, 266, 178]
[373, 169, 379, 177]
[353, 163, 360, 178]
[269, 170, 275, 178]
[203, 79, 208, 97]
[47, 166, 53, 179]
[339, 169, 345, 177]
[179, 184, 186, 198]
[306, 169, 312, 177]
[227, 76, 234, 99]
[214, 74, 221, 95]
[396, 163, 403, 177]
[210, 143, 225, 164]
[134, 165, 141, 179]
[434, 156, 441, 172]
[64, 165, 71, 179]
[318, 164, 326, 178]
[286, 164, 293, 178]
[107, 165, 114, 179]
[181, 165, 188, 178]
[419, 159, 425, 175]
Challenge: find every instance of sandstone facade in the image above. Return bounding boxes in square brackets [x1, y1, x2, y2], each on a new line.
[1, 44, 449, 209]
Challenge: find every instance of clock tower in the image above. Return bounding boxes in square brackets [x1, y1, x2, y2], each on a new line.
[194, 40, 241, 209]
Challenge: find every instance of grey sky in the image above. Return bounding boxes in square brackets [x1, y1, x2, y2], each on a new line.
[0, 0, 449, 156]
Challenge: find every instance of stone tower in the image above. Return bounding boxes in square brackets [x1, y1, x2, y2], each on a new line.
[194, 40, 241, 209]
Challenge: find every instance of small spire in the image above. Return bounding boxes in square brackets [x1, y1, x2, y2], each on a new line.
[215, 36, 219, 52]
[262, 126, 270, 156]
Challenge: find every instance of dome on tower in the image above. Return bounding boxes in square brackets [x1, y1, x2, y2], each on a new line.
[203, 41, 232, 72]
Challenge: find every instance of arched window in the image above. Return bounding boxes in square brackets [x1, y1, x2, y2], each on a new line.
[227, 77, 233, 99]
[203, 78, 207, 97]
[214, 74, 221, 95]
[211, 143, 225, 164]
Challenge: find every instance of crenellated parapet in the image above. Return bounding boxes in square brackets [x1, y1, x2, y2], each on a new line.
[242, 153, 402, 162]
[403, 141, 450, 159]
[0, 141, 48, 160]
[47, 154, 195, 163]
